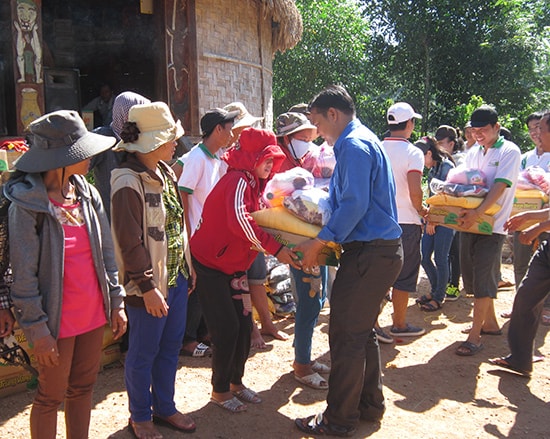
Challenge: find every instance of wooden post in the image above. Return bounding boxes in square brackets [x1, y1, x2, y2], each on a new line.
[164, 0, 199, 136]
[10, 0, 45, 134]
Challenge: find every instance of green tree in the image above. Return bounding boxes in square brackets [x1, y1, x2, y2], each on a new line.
[273, 0, 377, 127]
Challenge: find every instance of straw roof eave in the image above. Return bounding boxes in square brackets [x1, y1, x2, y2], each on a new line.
[259, 0, 303, 53]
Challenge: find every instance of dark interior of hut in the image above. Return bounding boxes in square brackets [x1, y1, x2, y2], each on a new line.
[1, 0, 161, 134]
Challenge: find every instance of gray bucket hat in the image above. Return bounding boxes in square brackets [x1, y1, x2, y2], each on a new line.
[275, 112, 316, 137]
[14, 110, 116, 173]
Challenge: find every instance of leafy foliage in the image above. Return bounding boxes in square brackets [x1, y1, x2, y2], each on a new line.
[273, 0, 550, 149]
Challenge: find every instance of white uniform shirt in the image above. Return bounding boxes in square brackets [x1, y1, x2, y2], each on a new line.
[177, 143, 228, 236]
[383, 137, 424, 225]
[463, 137, 521, 234]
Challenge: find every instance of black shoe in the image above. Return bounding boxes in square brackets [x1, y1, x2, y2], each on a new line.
[295, 413, 356, 437]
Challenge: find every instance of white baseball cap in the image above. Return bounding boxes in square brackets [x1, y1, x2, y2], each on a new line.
[387, 102, 422, 125]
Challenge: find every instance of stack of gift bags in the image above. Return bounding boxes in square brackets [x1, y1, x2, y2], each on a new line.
[511, 166, 550, 229]
[426, 168, 501, 235]
[250, 167, 341, 266]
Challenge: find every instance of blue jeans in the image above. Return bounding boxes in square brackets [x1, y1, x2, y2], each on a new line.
[290, 265, 327, 365]
[125, 273, 188, 422]
[421, 225, 454, 303]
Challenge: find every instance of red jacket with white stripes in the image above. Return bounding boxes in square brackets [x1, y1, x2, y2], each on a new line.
[190, 168, 283, 275]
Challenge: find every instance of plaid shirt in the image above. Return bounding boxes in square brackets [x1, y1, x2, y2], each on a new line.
[161, 167, 188, 287]
[0, 278, 11, 310]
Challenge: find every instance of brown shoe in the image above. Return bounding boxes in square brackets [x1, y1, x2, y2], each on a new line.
[152, 411, 196, 433]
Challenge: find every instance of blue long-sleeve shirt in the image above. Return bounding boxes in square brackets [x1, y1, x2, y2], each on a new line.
[317, 119, 402, 244]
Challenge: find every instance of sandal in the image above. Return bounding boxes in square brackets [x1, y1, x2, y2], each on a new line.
[542, 312, 550, 326]
[210, 396, 247, 413]
[456, 341, 484, 356]
[311, 360, 331, 374]
[152, 412, 196, 433]
[295, 372, 328, 390]
[181, 342, 211, 357]
[461, 326, 502, 336]
[232, 388, 262, 404]
[295, 413, 356, 437]
[420, 300, 442, 312]
[489, 357, 531, 377]
[415, 294, 432, 305]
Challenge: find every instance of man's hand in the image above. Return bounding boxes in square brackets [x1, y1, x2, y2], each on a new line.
[425, 223, 436, 236]
[458, 208, 480, 230]
[275, 246, 301, 269]
[505, 211, 534, 233]
[143, 288, 169, 318]
[293, 239, 325, 271]
[33, 334, 59, 368]
[0, 309, 15, 337]
[111, 309, 127, 340]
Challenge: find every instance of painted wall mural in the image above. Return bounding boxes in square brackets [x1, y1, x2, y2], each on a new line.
[11, 0, 45, 134]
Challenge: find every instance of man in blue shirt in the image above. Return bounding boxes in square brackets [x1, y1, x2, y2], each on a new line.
[295, 85, 403, 436]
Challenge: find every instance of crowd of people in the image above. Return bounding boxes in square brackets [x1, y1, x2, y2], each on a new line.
[0, 83, 549, 438]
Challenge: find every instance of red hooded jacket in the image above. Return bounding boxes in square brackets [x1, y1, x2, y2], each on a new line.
[190, 128, 286, 274]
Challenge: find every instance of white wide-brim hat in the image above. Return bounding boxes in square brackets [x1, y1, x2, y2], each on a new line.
[114, 101, 184, 153]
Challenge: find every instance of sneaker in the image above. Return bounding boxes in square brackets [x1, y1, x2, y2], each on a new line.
[389, 324, 426, 337]
[374, 327, 394, 344]
[445, 285, 460, 302]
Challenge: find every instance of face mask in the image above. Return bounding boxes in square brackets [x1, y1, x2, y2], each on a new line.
[288, 139, 314, 160]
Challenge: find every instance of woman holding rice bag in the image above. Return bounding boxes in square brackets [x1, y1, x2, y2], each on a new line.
[415, 136, 455, 311]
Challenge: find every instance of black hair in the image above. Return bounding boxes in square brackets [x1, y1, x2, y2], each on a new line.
[542, 111, 550, 130]
[526, 112, 543, 125]
[119, 121, 141, 143]
[423, 136, 455, 165]
[308, 85, 355, 116]
[388, 120, 408, 131]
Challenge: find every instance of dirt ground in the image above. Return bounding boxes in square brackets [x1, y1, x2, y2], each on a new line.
[0, 262, 549, 439]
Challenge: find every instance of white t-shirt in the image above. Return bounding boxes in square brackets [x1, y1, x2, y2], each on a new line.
[177, 143, 228, 236]
[382, 137, 424, 225]
[520, 148, 550, 171]
[463, 137, 521, 234]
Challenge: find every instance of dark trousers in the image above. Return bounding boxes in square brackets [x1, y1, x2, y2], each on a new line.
[325, 239, 403, 428]
[507, 240, 550, 372]
[193, 258, 252, 393]
[449, 231, 461, 287]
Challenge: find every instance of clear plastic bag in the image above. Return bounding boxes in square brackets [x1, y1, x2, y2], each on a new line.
[283, 187, 331, 226]
[263, 167, 314, 207]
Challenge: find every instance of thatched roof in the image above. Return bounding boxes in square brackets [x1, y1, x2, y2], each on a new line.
[259, 0, 303, 53]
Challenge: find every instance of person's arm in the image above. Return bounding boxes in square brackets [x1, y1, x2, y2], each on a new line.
[518, 219, 550, 245]
[408, 171, 428, 217]
[505, 208, 550, 232]
[88, 183, 126, 340]
[0, 284, 15, 337]
[225, 176, 300, 268]
[459, 181, 508, 229]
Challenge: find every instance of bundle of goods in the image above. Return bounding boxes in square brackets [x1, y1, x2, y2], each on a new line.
[256, 167, 341, 265]
[427, 168, 497, 235]
[263, 255, 296, 316]
[512, 167, 550, 218]
[301, 142, 336, 178]
[264, 167, 314, 207]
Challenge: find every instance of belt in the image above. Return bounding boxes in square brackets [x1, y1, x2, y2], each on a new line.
[342, 238, 401, 252]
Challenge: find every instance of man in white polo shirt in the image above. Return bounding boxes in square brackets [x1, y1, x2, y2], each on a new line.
[383, 102, 427, 338]
[456, 105, 521, 356]
[177, 107, 238, 357]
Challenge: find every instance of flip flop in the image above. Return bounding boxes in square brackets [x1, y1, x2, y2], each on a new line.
[232, 388, 262, 404]
[181, 342, 211, 357]
[210, 397, 247, 413]
[461, 326, 502, 336]
[311, 360, 331, 374]
[456, 341, 484, 356]
[294, 372, 328, 390]
[488, 357, 531, 377]
[152, 412, 196, 433]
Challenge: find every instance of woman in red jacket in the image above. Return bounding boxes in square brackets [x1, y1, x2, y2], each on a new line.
[191, 128, 299, 413]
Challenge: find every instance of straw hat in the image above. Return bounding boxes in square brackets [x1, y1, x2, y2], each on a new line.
[223, 102, 264, 130]
[114, 102, 184, 153]
[14, 110, 116, 173]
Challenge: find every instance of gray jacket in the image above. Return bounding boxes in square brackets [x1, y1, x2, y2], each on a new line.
[4, 173, 125, 343]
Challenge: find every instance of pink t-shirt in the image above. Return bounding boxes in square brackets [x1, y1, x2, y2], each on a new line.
[50, 199, 107, 338]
